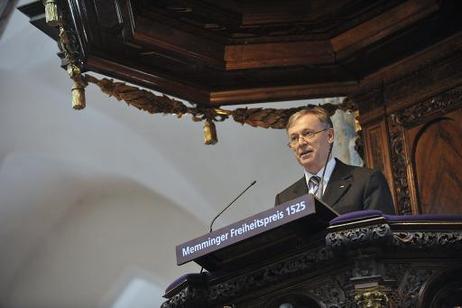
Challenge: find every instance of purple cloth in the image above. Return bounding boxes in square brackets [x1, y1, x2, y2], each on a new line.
[384, 214, 462, 222]
[164, 273, 207, 297]
[330, 210, 462, 226]
[330, 209, 383, 225]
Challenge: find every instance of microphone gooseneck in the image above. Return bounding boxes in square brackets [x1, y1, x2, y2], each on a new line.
[201, 180, 257, 274]
[208, 180, 257, 233]
[319, 140, 333, 198]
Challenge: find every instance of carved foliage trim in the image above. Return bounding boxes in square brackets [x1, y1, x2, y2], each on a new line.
[393, 85, 462, 128]
[392, 231, 462, 249]
[325, 224, 392, 250]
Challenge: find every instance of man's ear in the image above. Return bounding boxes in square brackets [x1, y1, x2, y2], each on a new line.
[328, 128, 335, 144]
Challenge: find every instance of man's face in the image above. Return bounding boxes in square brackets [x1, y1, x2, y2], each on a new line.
[287, 113, 334, 174]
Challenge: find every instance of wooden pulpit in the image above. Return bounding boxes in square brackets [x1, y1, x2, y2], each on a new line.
[162, 198, 462, 308]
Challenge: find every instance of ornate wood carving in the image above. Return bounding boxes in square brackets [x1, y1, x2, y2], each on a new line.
[387, 114, 413, 214]
[397, 268, 436, 308]
[326, 223, 392, 250]
[56, 3, 86, 68]
[163, 218, 462, 308]
[384, 50, 462, 112]
[207, 246, 333, 304]
[417, 266, 462, 307]
[161, 286, 207, 308]
[307, 278, 349, 307]
[392, 231, 462, 249]
[354, 286, 389, 308]
[387, 86, 462, 214]
[392, 86, 462, 127]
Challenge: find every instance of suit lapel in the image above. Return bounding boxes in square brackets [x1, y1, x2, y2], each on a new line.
[289, 176, 308, 201]
[322, 159, 353, 207]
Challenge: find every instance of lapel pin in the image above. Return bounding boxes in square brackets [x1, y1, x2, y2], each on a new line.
[339, 185, 345, 188]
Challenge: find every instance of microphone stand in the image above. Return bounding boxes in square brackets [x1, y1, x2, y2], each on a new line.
[200, 180, 257, 273]
[209, 180, 257, 233]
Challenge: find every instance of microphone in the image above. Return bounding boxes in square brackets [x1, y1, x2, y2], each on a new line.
[200, 180, 257, 274]
[208, 180, 257, 233]
[319, 140, 334, 198]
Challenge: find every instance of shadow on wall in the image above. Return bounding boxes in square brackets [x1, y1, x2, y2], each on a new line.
[0, 153, 204, 308]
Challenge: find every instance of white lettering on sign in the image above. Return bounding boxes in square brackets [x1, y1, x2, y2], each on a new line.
[182, 232, 229, 257]
[177, 196, 314, 265]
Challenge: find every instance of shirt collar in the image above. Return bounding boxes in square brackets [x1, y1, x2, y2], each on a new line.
[304, 158, 336, 194]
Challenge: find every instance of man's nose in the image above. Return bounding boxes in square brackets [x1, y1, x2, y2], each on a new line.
[298, 136, 309, 145]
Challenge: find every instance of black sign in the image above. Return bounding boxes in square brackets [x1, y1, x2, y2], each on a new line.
[176, 194, 316, 265]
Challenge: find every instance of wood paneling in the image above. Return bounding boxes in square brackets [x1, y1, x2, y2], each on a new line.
[363, 120, 396, 207]
[410, 109, 462, 214]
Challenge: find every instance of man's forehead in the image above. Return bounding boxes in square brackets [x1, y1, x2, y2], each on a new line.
[288, 114, 322, 132]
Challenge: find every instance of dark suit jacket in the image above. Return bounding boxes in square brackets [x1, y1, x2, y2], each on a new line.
[275, 159, 396, 214]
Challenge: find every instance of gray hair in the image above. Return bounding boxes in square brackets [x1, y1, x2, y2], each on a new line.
[286, 107, 333, 131]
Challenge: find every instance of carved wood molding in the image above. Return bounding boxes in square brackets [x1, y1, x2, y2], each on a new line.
[161, 245, 336, 307]
[396, 268, 436, 308]
[387, 85, 462, 214]
[325, 223, 392, 249]
[354, 33, 462, 113]
[161, 286, 207, 308]
[392, 231, 462, 249]
[327, 224, 462, 250]
[52, 3, 85, 69]
[206, 246, 334, 304]
[306, 277, 351, 306]
[392, 86, 462, 127]
[162, 225, 462, 307]
[384, 50, 462, 111]
[387, 115, 413, 214]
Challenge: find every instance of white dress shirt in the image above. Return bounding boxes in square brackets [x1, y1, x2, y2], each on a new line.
[304, 158, 336, 198]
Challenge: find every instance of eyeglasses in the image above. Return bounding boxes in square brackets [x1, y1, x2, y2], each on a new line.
[287, 128, 329, 148]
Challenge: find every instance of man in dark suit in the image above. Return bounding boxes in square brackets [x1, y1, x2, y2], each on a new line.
[275, 107, 395, 215]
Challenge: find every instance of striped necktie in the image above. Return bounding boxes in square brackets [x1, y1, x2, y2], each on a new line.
[308, 175, 321, 196]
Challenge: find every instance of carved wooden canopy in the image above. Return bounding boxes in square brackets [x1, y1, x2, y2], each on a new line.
[18, 0, 462, 106]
